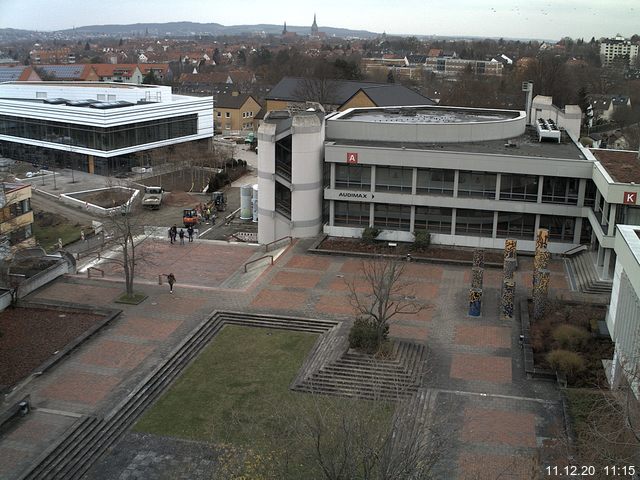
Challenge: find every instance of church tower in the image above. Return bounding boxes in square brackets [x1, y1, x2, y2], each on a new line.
[282, 21, 287, 35]
[311, 14, 319, 37]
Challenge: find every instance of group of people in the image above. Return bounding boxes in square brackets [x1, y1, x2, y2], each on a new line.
[195, 203, 216, 224]
[168, 224, 195, 245]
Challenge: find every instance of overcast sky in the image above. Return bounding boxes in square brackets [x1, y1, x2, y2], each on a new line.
[1, 0, 638, 40]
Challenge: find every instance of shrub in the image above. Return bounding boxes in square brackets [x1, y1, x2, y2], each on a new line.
[547, 349, 586, 378]
[552, 324, 590, 350]
[348, 317, 388, 354]
[412, 230, 431, 250]
[361, 227, 380, 244]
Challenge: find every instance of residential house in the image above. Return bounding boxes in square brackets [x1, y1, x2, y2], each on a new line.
[0, 66, 42, 82]
[589, 95, 632, 123]
[265, 77, 434, 113]
[215, 92, 261, 134]
[0, 183, 35, 254]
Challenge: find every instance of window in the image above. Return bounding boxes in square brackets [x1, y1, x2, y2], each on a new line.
[457, 171, 496, 199]
[496, 212, 536, 239]
[542, 177, 578, 205]
[335, 164, 371, 190]
[375, 166, 413, 193]
[539, 215, 575, 242]
[374, 203, 411, 231]
[217, 111, 221, 117]
[500, 174, 539, 202]
[455, 209, 494, 237]
[416, 168, 454, 196]
[334, 201, 370, 227]
[584, 180, 597, 207]
[225, 112, 230, 118]
[36, 92, 47, 99]
[415, 206, 452, 233]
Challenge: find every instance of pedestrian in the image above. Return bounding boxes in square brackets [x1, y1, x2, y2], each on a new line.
[80, 230, 85, 241]
[212, 213, 216, 225]
[205, 207, 211, 222]
[187, 225, 194, 242]
[167, 272, 176, 293]
[179, 228, 185, 245]
[170, 224, 178, 244]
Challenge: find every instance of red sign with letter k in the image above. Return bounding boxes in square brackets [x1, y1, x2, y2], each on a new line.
[346, 152, 358, 164]
[624, 191, 637, 205]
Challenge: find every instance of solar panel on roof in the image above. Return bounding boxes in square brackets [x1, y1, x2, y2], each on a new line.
[66, 99, 100, 107]
[43, 98, 69, 104]
[89, 101, 134, 109]
[39, 65, 84, 79]
[0, 67, 25, 82]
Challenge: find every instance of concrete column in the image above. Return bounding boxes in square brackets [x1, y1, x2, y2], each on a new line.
[534, 214, 541, 239]
[88, 155, 95, 174]
[597, 244, 605, 267]
[329, 200, 335, 226]
[577, 178, 586, 207]
[370, 165, 376, 193]
[453, 170, 459, 198]
[411, 168, 417, 195]
[369, 202, 374, 227]
[573, 217, 583, 244]
[537, 175, 544, 203]
[330, 162, 336, 189]
[495, 173, 501, 200]
[492, 211, 498, 238]
[410, 205, 415, 233]
[608, 204, 617, 236]
[594, 189, 601, 212]
[451, 208, 457, 236]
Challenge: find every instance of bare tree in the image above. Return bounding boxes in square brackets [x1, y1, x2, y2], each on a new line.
[346, 258, 424, 350]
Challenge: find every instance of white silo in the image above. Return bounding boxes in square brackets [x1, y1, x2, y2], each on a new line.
[252, 184, 258, 222]
[240, 184, 253, 220]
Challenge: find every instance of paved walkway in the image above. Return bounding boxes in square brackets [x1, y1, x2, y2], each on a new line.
[0, 238, 572, 479]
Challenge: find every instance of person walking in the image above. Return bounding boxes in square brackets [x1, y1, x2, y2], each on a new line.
[187, 225, 194, 242]
[168, 227, 174, 244]
[178, 228, 185, 245]
[167, 273, 176, 293]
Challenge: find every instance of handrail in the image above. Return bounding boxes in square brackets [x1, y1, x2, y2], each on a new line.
[264, 235, 292, 252]
[87, 267, 104, 278]
[562, 244, 587, 257]
[244, 255, 273, 272]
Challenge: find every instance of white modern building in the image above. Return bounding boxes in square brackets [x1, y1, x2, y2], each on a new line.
[258, 103, 640, 280]
[607, 224, 640, 394]
[0, 82, 213, 175]
[600, 35, 639, 66]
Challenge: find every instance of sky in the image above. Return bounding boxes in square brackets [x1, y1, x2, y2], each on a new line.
[0, 0, 638, 41]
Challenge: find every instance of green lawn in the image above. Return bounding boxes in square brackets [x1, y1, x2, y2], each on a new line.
[32, 220, 87, 252]
[134, 325, 393, 477]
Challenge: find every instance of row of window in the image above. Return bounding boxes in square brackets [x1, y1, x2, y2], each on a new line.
[0, 198, 31, 222]
[334, 165, 588, 206]
[215, 111, 255, 118]
[0, 114, 198, 152]
[333, 201, 583, 242]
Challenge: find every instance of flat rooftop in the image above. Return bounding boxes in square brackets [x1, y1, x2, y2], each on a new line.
[591, 149, 640, 184]
[339, 106, 520, 124]
[0, 81, 161, 89]
[328, 126, 588, 161]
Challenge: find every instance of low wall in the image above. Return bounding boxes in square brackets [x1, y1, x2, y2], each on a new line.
[16, 255, 74, 299]
[59, 187, 140, 217]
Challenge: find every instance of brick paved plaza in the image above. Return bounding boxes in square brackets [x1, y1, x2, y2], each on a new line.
[0, 237, 571, 479]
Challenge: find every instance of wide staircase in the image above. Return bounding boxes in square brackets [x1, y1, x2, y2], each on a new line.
[565, 251, 613, 295]
[16, 312, 338, 480]
[292, 332, 428, 401]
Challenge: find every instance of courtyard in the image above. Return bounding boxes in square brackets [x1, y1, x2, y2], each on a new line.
[0, 237, 572, 479]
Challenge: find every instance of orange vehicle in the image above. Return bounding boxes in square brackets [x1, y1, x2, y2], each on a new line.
[183, 208, 198, 227]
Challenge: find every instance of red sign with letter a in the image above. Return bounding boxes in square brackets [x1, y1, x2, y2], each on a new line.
[346, 152, 358, 164]
[623, 191, 637, 205]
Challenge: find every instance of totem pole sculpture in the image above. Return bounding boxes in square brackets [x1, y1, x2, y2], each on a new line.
[532, 228, 550, 320]
[468, 249, 485, 317]
[501, 239, 517, 320]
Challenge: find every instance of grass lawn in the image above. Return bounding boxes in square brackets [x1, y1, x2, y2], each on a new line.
[134, 325, 393, 477]
[32, 219, 87, 252]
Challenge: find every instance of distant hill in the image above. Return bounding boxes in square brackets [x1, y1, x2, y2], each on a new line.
[0, 21, 379, 40]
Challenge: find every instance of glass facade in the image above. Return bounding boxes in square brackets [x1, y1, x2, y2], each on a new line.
[455, 209, 494, 237]
[375, 166, 413, 193]
[414, 206, 452, 233]
[0, 114, 198, 152]
[539, 215, 575, 242]
[334, 201, 370, 227]
[542, 177, 579, 205]
[335, 165, 371, 190]
[500, 174, 539, 202]
[496, 212, 536, 239]
[416, 168, 454, 196]
[374, 203, 411, 231]
[457, 171, 497, 199]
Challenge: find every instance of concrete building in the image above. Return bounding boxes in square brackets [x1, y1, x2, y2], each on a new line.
[0, 182, 35, 254]
[258, 103, 640, 281]
[607, 224, 640, 394]
[0, 82, 213, 175]
[424, 57, 504, 76]
[600, 35, 639, 66]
